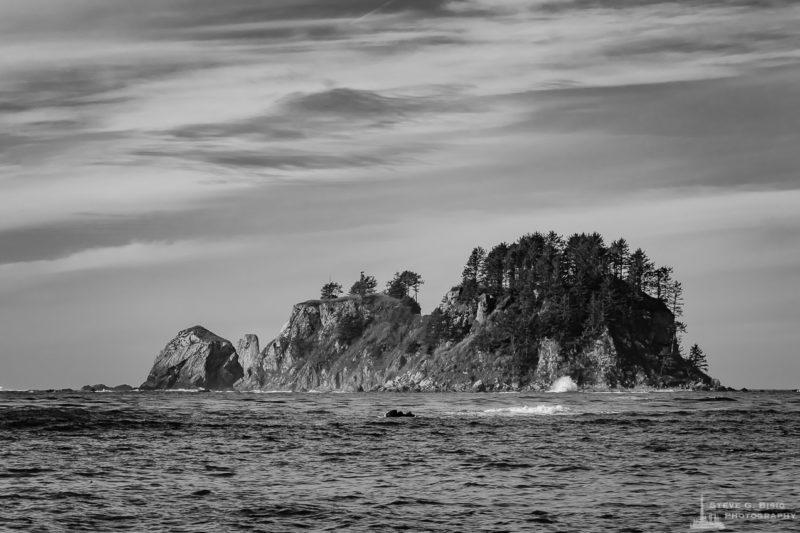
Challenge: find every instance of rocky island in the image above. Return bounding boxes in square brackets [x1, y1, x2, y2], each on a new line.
[141, 232, 721, 392]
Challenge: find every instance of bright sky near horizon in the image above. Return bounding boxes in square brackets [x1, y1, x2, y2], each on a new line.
[1, 0, 799, 390]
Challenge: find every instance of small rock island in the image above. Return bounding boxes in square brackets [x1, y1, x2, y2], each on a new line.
[141, 232, 721, 392]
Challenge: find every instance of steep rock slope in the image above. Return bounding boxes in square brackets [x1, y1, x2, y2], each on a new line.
[234, 295, 424, 391]
[141, 326, 242, 390]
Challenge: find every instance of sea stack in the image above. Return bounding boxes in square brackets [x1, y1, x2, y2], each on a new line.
[141, 326, 243, 390]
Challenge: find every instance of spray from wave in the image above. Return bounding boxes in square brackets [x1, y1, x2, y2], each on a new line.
[548, 376, 578, 393]
[483, 404, 571, 416]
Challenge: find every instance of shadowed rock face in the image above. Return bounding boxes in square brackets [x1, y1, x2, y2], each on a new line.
[141, 326, 242, 390]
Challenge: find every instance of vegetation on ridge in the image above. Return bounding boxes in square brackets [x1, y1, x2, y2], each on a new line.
[316, 231, 712, 387]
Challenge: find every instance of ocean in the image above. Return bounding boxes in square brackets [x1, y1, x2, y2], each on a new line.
[1, 390, 797, 532]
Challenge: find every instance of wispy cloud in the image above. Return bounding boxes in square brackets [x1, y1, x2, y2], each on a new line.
[1, 0, 800, 387]
[0, 239, 248, 290]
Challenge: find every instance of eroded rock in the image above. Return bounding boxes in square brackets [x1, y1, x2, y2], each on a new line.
[141, 326, 242, 390]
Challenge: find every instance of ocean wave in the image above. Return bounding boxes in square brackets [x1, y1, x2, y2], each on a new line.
[589, 389, 675, 394]
[483, 404, 571, 416]
[548, 376, 578, 393]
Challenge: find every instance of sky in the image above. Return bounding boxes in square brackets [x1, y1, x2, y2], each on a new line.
[1, 0, 798, 390]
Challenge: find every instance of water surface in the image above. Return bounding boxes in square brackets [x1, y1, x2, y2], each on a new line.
[1, 390, 797, 532]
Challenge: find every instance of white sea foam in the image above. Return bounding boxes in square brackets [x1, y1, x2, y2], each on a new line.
[589, 388, 676, 394]
[548, 376, 578, 393]
[483, 404, 571, 416]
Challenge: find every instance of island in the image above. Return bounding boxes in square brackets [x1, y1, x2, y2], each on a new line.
[141, 232, 722, 392]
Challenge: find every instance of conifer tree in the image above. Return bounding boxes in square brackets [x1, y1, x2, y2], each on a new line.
[688, 343, 709, 371]
[608, 238, 630, 279]
[462, 247, 486, 286]
[320, 281, 343, 300]
[385, 271, 424, 301]
[349, 271, 377, 298]
[461, 247, 486, 300]
[653, 266, 673, 302]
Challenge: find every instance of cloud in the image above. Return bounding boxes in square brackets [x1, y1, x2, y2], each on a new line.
[279, 87, 437, 117]
[0, 239, 248, 290]
[138, 148, 387, 171]
[2, 0, 800, 389]
[0, 163, 251, 232]
[167, 87, 459, 143]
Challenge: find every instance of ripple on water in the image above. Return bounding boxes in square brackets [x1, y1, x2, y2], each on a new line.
[0, 390, 796, 532]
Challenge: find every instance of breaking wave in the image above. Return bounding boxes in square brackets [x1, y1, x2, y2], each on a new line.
[548, 376, 578, 393]
[483, 404, 571, 416]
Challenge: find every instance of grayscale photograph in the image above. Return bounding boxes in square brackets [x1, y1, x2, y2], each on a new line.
[0, 0, 798, 531]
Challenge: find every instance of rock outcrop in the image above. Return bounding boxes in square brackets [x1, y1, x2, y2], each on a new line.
[532, 329, 620, 390]
[385, 410, 415, 418]
[233, 295, 425, 392]
[81, 384, 134, 392]
[234, 334, 263, 390]
[141, 326, 243, 390]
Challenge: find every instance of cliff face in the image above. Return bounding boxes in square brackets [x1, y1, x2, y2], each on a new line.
[532, 329, 618, 390]
[234, 295, 425, 391]
[141, 326, 243, 390]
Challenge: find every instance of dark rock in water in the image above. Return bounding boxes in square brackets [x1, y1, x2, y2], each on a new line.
[385, 409, 415, 418]
[81, 384, 134, 392]
[741, 387, 749, 392]
[697, 396, 738, 402]
[140, 326, 243, 390]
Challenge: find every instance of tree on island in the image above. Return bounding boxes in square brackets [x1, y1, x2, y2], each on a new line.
[385, 271, 424, 301]
[445, 231, 695, 375]
[349, 271, 378, 298]
[688, 343, 709, 371]
[652, 266, 674, 301]
[608, 238, 630, 278]
[461, 246, 486, 300]
[320, 281, 343, 300]
[627, 248, 655, 294]
[483, 242, 509, 296]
